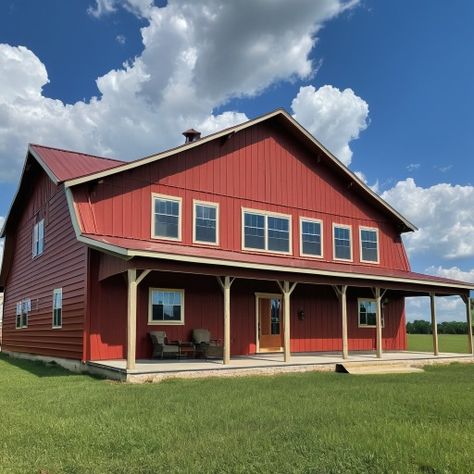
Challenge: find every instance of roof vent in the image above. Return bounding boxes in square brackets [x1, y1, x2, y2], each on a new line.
[182, 128, 201, 144]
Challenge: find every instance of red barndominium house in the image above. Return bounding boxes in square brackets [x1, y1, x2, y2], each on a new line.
[0, 110, 472, 381]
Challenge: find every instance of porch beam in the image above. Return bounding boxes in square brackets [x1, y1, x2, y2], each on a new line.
[374, 287, 383, 358]
[136, 269, 151, 286]
[217, 276, 235, 365]
[430, 292, 439, 356]
[280, 281, 297, 363]
[461, 295, 474, 356]
[126, 269, 138, 370]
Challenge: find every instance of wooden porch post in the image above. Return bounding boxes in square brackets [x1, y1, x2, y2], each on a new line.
[333, 285, 349, 359]
[278, 281, 297, 363]
[127, 269, 138, 370]
[375, 287, 383, 358]
[217, 276, 235, 365]
[462, 295, 474, 356]
[430, 292, 439, 356]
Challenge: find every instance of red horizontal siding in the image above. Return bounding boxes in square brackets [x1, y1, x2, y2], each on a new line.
[2, 169, 86, 360]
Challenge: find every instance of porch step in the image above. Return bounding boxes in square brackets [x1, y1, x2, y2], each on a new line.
[336, 362, 424, 375]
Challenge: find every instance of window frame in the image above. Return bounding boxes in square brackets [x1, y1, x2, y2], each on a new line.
[192, 200, 219, 246]
[16, 299, 30, 329]
[357, 298, 385, 328]
[332, 223, 353, 262]
[148, 288, 185, 326]
[52, 288, 63, 329]
[151, 193, 183, 242]
[32, 218, 45, 258]
[299, 217, 324, 258]
[241, 207, 292, 255]
[359, 226, 380, 264]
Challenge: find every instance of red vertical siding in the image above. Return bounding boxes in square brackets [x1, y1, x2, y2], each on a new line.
[2, 168, 87, 360]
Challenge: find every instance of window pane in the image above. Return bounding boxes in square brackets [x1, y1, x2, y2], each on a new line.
[151, 290, 183, 322]
[154, 198, 180, 239]
[361, 229, 378, 262]
[195, 204, 217, 243]
[359, 300, 377, 326]
[334, 226, 351, 260]
[244, 213, 265, 249]
[267, 216, 289, 252]
[302, 220, 321, 256]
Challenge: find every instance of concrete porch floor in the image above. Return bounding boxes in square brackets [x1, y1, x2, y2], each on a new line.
[87, 351, 474, 382]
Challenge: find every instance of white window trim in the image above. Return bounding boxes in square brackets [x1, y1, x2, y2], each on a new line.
[192, 199, 219, 246]
[241, 207, 293, 255]
[52, 288, 63, 329]
[357, 298, 385, 328]
[151, 193, 183, 242]
[299, 217, 324, 258]
[359, 226, 380, 264]
[148, 288, 185, 326]
[16, 299, 30, 329]
[32, 218, 45, 258]
[332, 223, 353, 262]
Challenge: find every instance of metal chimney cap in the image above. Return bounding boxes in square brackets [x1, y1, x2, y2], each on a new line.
[182, 128, 201, 143]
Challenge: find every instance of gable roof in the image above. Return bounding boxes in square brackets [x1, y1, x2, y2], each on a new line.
[63, 109, 417, 233]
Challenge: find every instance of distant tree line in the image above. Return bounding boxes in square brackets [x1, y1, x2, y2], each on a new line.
[406, 320, 474, 334]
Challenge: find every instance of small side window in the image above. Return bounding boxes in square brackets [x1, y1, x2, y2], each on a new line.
[53, 288, 62, 329]
[32, 218, 45, 257]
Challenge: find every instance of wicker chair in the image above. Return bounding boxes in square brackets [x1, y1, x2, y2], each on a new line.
[192, 329, 223, 359]
[149, 331, 180, 359]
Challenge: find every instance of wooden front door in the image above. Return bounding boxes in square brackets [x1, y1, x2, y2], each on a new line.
[257, 295, 283, 352]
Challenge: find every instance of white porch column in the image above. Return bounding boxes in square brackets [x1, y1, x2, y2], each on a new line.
[333, 285, 349, 359]
[217, 276, 235, 365]
[430, 292, 439, 356]
[462, 295, 474, 356]
[127, 269, 138, 370]
[127, 269, 151, 371]
[278, 281, 297, 363]
[375, 287, 383, 358]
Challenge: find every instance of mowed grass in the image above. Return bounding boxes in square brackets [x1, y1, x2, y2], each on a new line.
[1, 355, 474, 473]
[408, 333, 471, 353]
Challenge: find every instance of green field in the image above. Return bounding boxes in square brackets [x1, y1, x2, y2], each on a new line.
[407, 333, 471, 353]
[1, 354, 474, 473]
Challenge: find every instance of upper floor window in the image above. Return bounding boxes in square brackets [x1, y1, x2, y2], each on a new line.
[300, 218, 323, 257]
[149, 288, 184, 325]
[52, 288, 62, 329]
[32, 218, 44, 257]
[360, 227, 379, 263]
[333, 224, 352, 261]
[358, 299, 384, 328]
[193, 201, 219, 245]
[152, 194, 182, 241]
[242, 209, 291, 254]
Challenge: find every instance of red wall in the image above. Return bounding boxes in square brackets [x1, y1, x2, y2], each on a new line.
[2, 164, 87, 360]
[88, 268, 406, 360]
[75, 121, 410, 272]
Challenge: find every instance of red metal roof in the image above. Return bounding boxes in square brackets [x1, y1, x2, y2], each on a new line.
[30, 144, 124, 183]
[81, 233, 474, 290]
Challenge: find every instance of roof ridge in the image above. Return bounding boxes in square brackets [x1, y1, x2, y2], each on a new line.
[29, 143, 125, 164]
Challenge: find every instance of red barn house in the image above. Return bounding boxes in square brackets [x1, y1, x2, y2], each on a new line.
[0, 109, 472, 378]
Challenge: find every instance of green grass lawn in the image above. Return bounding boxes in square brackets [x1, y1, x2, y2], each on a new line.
[408, 333, 471, 353]
[1, 355, 474, 473]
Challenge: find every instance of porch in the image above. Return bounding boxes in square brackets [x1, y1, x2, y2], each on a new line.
[87, 351, 474, 382]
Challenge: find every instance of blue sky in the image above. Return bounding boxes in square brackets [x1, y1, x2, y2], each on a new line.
[0, 0, 473, 320]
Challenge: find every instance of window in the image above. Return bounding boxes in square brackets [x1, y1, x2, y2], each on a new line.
[16, 299, 30, 329]
[358, 299, 384, 328]
[32, 218, 45, 257]
[193, 201, 218, 245]
[360, 227, 379, 263]
[300, 218, 323, 257]
[333, 224, 352, 261]
[152, 194, 181, 240]
[53, 288, 62, 328]
[149, 289, 184, 325]
[243, 209, 291, 254]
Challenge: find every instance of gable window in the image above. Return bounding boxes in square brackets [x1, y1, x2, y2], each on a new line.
[300, 218, 323, 257]
[52, 288, 62, 328]
[149, 289, 184, 325]
[16, 299, 30, 329]
[32, 218, 45, 257]
[360, 227, 379, 263]
[333, 224, 352, 261]
[358, 299, 384, 328]
[243, 209, 291, 254]
[193, 201, 218, 245]
[152, 194, 182, 241]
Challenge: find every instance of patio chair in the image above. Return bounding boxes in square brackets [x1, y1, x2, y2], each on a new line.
[149, 331, 180, 359]
[192, 329, 223, 359]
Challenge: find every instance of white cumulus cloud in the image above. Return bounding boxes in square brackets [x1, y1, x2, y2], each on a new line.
[291, 84, 369, 165]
